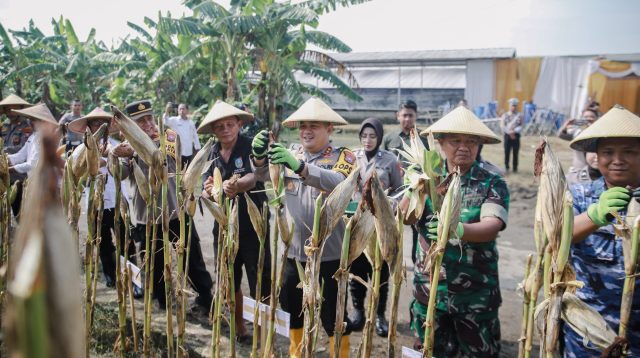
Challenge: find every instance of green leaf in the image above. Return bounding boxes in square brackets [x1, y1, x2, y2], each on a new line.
[64, 19, 79, 48]
[158, 16, 205, 36]
[0, 23, 15, 55]
[127, 21, 153, 42]
[299, 30, 351, 52]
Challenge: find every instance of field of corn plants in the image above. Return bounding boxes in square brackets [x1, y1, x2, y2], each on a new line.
[2, 113, 616, 358]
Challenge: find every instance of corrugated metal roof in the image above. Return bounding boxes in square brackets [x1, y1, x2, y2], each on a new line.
[328, 48, 516, 67]
[296, 66, 465, 89]
[603, 53, 640, 62]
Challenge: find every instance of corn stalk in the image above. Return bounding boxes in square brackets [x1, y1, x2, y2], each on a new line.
[227, 199, 240, 358]
[388, 209, 405, 357]
[361, 233, 382, 358]
[244, 194, 268, 358]
[422, 172, 461, 358]
[517, 254, 534, 358]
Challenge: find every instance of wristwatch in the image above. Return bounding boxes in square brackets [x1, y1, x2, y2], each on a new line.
[294, 159, 306, 175]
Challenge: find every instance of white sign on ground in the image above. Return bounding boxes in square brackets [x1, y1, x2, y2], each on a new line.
[242, 296, 290, 338]
[402, 346, 422, 358]
[119, 256, 142, 288]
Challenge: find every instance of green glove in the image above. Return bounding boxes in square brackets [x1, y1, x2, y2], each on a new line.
[268, 143, 301, 172]
[587, 187, 631, 226]
[426, 216, 464, 241]
[251, 129, 269, 159]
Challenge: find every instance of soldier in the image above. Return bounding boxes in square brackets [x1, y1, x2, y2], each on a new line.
[199, 100, 271, 341]
[347, 117, 403, 336]
[565, 105, 640, 357]
[59, 99, 85, 153]
[252, 97, 354, 357]
[110, 100, 213, 310]
[68, 107, 141, 296]
[0, 94, 33, 217]
[409, 106, 509, 357]
[382, 99, 429, 263]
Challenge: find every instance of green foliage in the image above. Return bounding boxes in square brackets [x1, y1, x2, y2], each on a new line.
[0, 0, 366, 121]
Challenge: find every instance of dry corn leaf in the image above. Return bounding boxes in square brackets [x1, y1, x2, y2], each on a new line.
[365, 170, 400, 272]
[110, 105, 159, 167]
[535, 140, 567, 251]
[317, 167, 360, 245]
[347, 207, 375, 265]
[244, 192, 266, 239]
[181, 138, 214, 198]
[131, 160, 150, 204]
[201, 197, 227, 227]
[436, 173, 461, 246]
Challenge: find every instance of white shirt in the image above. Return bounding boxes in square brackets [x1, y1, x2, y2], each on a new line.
[8, 132, 39, 175]
[164, 116, 201, 156]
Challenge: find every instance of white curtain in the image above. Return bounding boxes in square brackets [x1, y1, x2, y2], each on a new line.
[465, 60, 495, 108]
[533, 57, 590, 116]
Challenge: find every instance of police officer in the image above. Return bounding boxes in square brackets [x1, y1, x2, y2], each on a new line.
[199, 100, 271, 341]
[68, 107, 141, 296]
[565, 105, 640, 357]
[110, 100, 213, 310]
[0, 94, 33, 217]
[252, 97, 354, 358]
[410, 106, 509, 357]
[348, 117, 403, 337]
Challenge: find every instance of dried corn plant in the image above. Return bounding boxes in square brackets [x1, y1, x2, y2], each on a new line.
[333, 204, 375, 355]
[0, 143, 13, 295]
[301, 168, 359, 357]
[244, 194, 269, 358]
[5, 133, 84, 358]
[422, 172, 461, 358]
[388, 209, 406, 358]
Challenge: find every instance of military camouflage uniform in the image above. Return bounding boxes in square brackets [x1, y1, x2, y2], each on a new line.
[564, 178, 640, 357]
[411, 161, 509, 358]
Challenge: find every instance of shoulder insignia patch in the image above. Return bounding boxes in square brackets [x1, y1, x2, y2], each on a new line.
[332, 149, 355, 177]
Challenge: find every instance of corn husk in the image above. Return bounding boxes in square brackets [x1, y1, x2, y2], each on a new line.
[84, 128, 100, 178]
[534, 140, 566, 250]
[6, 133, 84, 358]
[436, 173, 462, 245]
[316, 167, 360, 245]
[364, 170, 401, 271]
[110, 105, 159, 167]
[131, 160, 150, 204]
[244, 193, 266, 239]
[209, 167, 223, 204]
[397, 128, 427, 170]
[535, 292, 617, 351]
[181, 138, 214, 198]
[202, 196, 228, 227]
[70, 123, 108, 183]
[347, 207, 376, 265]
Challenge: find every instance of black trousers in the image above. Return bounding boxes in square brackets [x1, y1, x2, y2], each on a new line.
[411, 225, 419, 264]
[281, 258, 350, 336]
[98, 208, 136, 281]
[10, 180, 22, 220]
[181, 155, 193, 168]
[133, 218, 213, 307]
[349, 253, 389, 316]
[503, 133, 520, 171]
[213, 226, 272, 300]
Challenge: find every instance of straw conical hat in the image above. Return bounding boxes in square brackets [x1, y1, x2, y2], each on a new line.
[0, 94, 31, 114]
[420, 106, 501, 144]
[197, 100, 254, 134]
[12, 103, 58, 126]
[68, 107, 117, 134]
[282, 97, 348, 128]
[570, 104, 640, 152]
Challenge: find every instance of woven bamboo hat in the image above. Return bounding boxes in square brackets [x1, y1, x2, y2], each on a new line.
[282, 97, 348, 128]
[12, 103, 58, 126]
[570, 104, 640, 152]
[68, 107, 117, 134]
[197, 100, 254, 134]
[420, 106, 501, 144]
[0, 94, 31, 114]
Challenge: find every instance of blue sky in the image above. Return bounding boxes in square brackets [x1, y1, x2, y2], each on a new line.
[1, 0, 638, 56]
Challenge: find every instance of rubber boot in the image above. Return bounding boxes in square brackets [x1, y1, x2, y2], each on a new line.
[289, 328, 303, 357]
[329, 335, 350, 358]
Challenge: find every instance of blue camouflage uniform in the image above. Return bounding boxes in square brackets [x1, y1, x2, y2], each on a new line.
[565, 177, 640, 357]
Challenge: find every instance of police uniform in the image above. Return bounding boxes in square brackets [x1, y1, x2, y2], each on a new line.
[120, 117, 213, 309]
[255, 142, 355, 335]
[203, 133, 271, 301]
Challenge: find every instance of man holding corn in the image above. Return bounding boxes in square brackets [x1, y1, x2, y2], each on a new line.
[410, 107, 509, 357]
[111, 100, 213, 311]
[565, 105, 640, 357]
[252, 97, 354, 358]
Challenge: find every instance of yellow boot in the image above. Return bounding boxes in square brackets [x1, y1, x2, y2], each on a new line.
[289, 328, 303, 357]
[329, 335, 350, 358]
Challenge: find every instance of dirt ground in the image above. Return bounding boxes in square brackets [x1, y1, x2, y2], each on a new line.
[88, 135, 574, 357]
